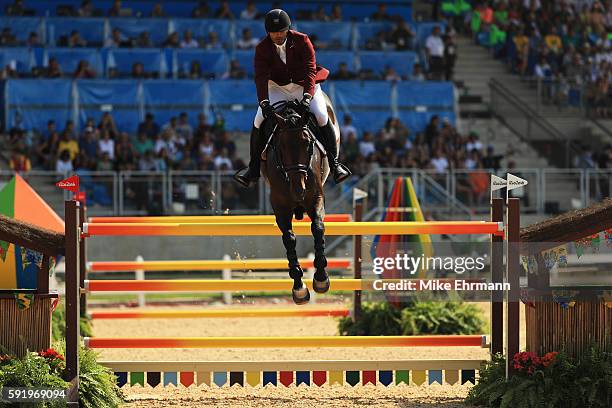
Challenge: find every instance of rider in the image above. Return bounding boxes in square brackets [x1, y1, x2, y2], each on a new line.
[234, 8, 351, 187]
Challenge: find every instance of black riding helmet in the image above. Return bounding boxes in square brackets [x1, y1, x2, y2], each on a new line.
[265, 9, 291, 32]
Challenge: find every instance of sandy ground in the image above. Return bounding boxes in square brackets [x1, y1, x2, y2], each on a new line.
[90, 301, 525, 407]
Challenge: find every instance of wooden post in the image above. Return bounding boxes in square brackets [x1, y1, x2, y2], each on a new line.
[64, 200, 80, 403]
[506, 198, 520, 378]
[490, 198, 504, 356]
[37, 255, 50, 294]
[79, 204, 87, 317]
[352, 200, 363, 321]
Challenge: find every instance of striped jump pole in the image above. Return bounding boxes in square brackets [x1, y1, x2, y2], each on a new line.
[84, 335, 487, 349]
[89, 308, 351, 319]
[85, 278, 367, 292]
[84, 278, 486, 293]
[88, 214, 351, 223]
[82, 221, 505, 237]
[87, 258, 351, 272]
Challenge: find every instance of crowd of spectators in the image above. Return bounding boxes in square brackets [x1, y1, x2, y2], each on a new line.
[0, 0, 458, 82]
[338, 114, 510, 206]
[7, 111, 243, 176]
[462, 0, 611, 117]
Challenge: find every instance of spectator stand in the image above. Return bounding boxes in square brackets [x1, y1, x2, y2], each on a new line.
[0, 47, 36, 75]
[106, 48, 167, 78]
[46, 17, 105, 47]
[172, 48, 228, 79]
[142, 80, 206, 129]
[43, 47, 104, 77]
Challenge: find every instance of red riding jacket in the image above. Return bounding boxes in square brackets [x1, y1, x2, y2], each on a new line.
[254, 30, 329, 103]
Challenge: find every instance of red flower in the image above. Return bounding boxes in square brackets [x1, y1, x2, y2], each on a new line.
[37, 348, 65, 361]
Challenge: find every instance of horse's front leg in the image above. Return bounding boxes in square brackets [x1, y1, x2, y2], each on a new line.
[276, 210, 310, 305]
[308, 197, 330, 293]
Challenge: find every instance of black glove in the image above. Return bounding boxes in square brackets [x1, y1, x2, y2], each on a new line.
[260, 100, 274, 118]
[297, 93, 312, 117]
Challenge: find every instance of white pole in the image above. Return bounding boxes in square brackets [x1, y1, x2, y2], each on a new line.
[135, 255, 145, 307]
[222, 254, 232, 305]
[307, 252, 316, 304]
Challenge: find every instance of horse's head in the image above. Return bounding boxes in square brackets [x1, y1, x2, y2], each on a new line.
[272, 108, 313, 203]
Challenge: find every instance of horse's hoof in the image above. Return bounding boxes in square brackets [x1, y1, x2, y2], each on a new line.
[313, 275, 330, 294]
[292, 285, 310, 305]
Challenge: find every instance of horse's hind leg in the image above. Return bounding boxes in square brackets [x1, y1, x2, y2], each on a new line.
[308, 199, 330, 294]
[276, 210, 310, 305]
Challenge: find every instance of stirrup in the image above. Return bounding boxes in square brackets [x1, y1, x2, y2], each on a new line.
[332, 163, 351, 183]
[233, 167, 258, 187]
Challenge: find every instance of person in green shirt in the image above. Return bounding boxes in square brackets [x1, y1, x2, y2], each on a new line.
[133, 132, 154, 157]
[493, 2, 508, 25]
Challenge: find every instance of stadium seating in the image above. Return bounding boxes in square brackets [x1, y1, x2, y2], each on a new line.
[294, 21, 352, 50]
[0, 16, 43, 42]
[317, 51, 357, 73]
[0, 48, 35, 74]
[46, 17, 105, 47]
[6, 80, 72, 131]
[143, 80, 207, 129]
[1, 0, 412, 21]
[174, 49, 228, 78]
[109, 18, 170, 46]
[106, 48, 167, 77]
[230, 49, 255, 77]
[43, 47, 104, 76]
[332, 81, 392, 132]
[171, 18, 233, 48]
[357, 51, 418, 78]
[76, 80, 140, 132]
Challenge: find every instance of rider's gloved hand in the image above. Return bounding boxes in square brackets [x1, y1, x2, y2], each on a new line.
[260, 100, 275, 118]
[297, 93, 312, 117]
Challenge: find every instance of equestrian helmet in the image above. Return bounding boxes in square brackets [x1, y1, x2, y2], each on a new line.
[265, 9, 291, 32]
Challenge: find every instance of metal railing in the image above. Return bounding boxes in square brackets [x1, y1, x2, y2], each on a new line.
[1, 168, 609, 217]
[490, 78, 580, 167]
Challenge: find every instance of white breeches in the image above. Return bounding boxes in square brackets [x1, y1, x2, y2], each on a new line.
[254, 81, 328, 128]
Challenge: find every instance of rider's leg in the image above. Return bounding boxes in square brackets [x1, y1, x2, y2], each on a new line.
[309, 87, 351, 184]
[233, 109, 266, 187]
[234, 83, 289, 187]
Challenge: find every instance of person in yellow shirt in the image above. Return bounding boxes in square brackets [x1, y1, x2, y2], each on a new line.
[9, 149, 31, 173]
[545, 30, 562, 54]
[57, 130, 79, 161]
[513, 28, 529, 75]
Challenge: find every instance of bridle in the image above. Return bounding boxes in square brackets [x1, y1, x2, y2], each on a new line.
[270, 103, 315, 184]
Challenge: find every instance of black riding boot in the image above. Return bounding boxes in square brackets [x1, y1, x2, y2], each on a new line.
[234, 126, 264, 187]
[319, 120, 351, 184]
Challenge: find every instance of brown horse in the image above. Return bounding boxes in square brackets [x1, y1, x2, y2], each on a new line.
[261, 94, 340, 304]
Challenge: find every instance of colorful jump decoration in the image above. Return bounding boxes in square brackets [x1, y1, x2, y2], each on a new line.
[370, 177, 434, 307]
[100, 360, 482, 388]
[0, 174, 64, 290]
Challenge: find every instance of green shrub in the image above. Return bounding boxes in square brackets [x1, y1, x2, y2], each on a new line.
[0, 349, 69, 408]
[78, 346, 123, 408]
[0, 344, 123, 408]
[399, 301, 485, 335]
[467, 347, 612, 408]
[338, 300, 484, 336]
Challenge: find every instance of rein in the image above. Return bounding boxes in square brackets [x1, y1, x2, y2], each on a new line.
[271, 123, 315, 184]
